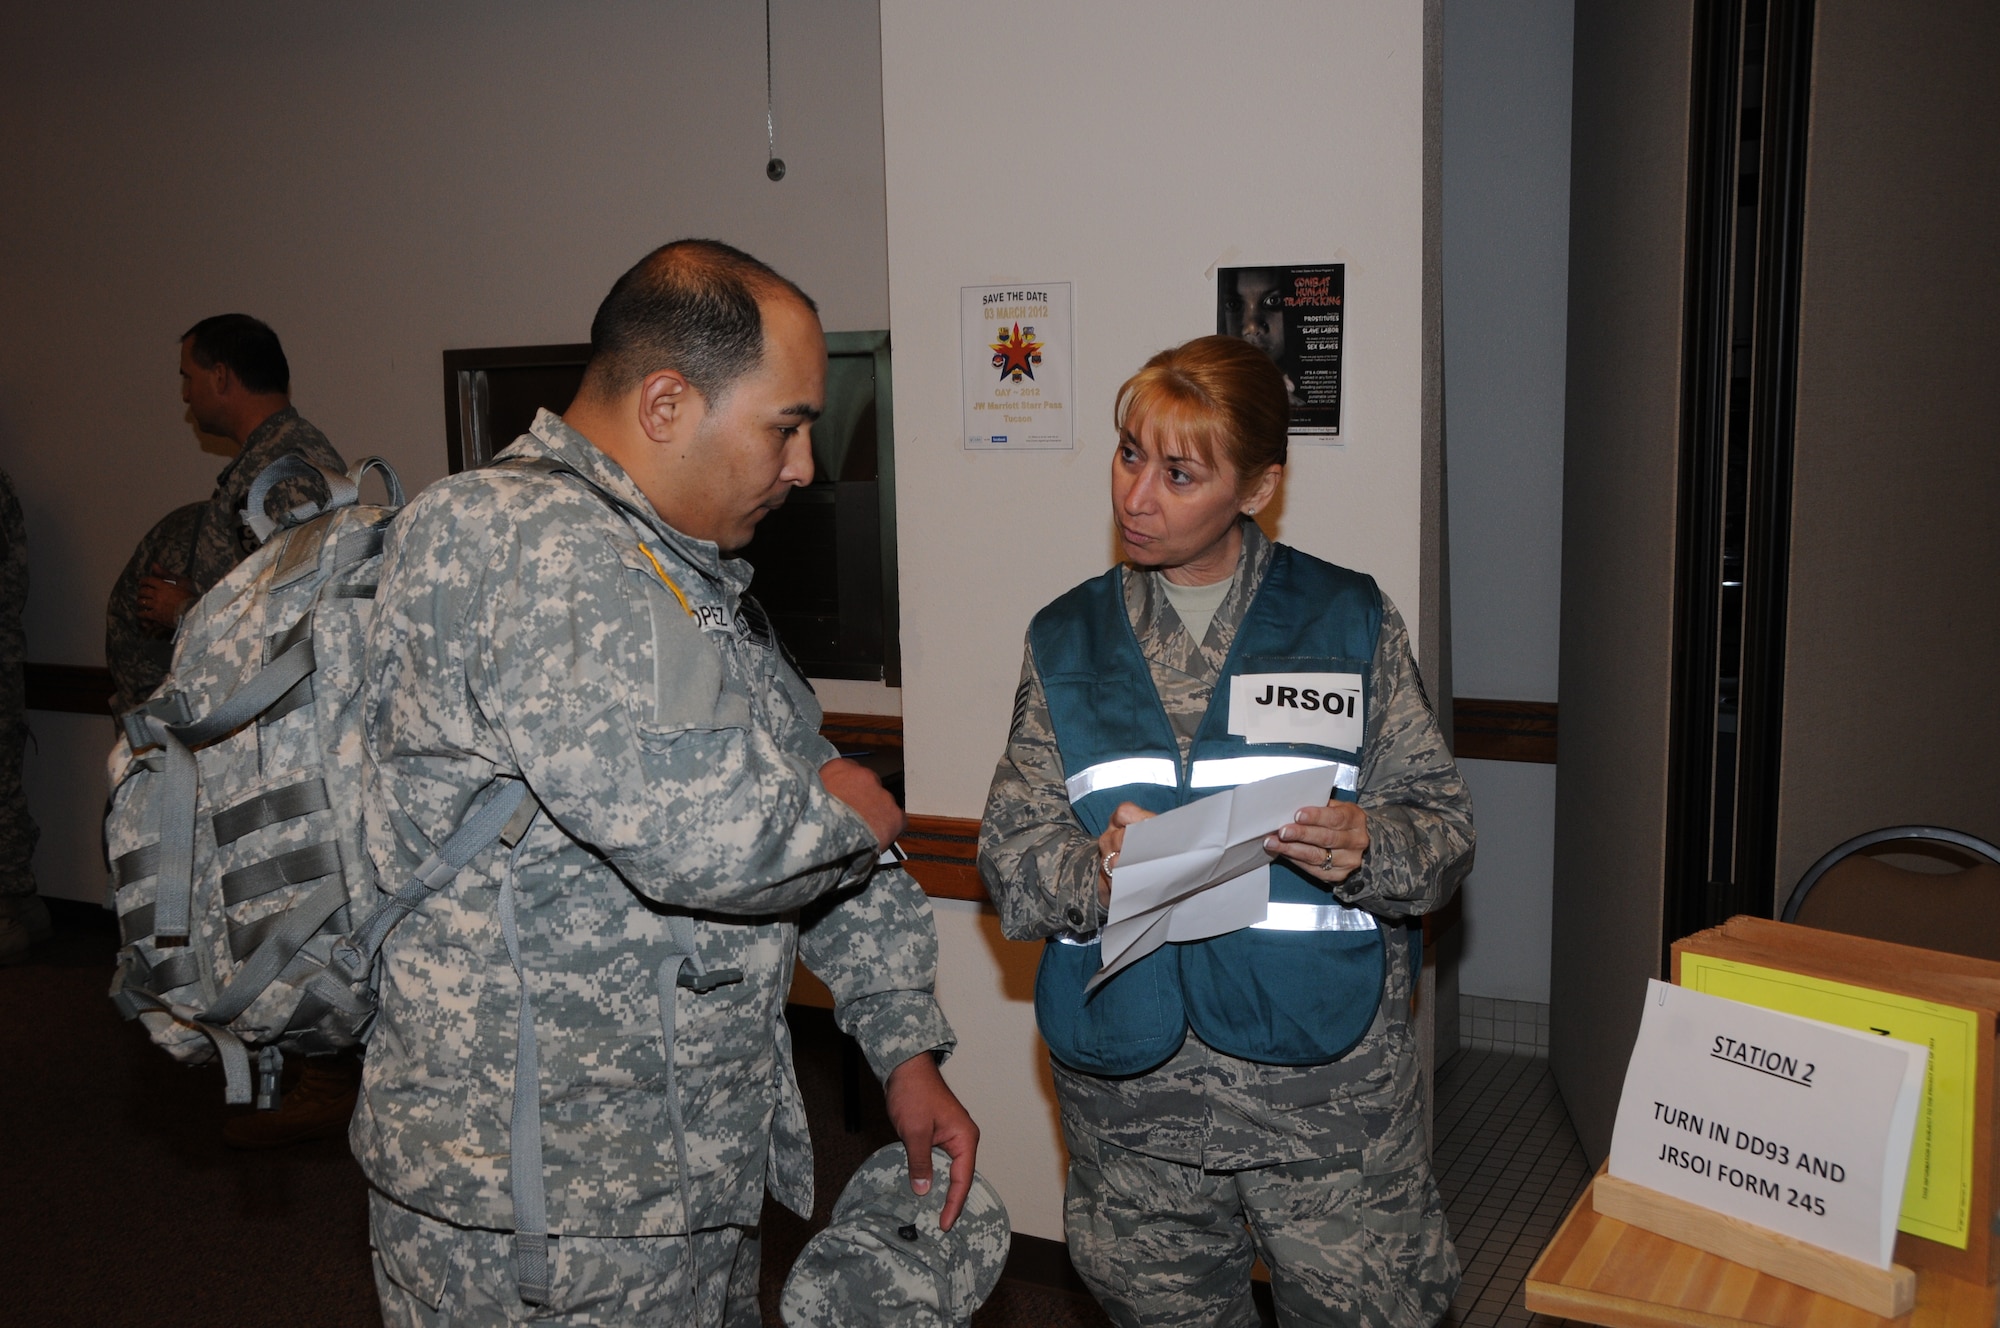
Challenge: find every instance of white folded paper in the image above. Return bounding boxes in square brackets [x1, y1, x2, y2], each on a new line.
[1089, 765, 1339, 990]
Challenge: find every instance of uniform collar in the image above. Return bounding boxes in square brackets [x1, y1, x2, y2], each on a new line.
[515, 408, 751, 595]
[1123, 516, 1274, 678]
[213, 404, 302, 490]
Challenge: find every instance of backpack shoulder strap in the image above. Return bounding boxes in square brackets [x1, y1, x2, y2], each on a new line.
[242, 454, 359, 543]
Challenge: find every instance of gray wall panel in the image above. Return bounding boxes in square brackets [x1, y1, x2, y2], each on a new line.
[1550, 0, 1695, 1161]
[1776, 1, 2000, 896]
[1442, 0, 1573, 1005]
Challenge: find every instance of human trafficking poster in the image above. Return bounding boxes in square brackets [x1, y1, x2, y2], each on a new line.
[1217, 264, 1344, 437]
[961, 282, 1073, 450]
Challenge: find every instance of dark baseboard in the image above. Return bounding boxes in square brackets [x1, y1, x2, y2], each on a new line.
[1001, 1231, 1276, 1323]
[45, 896, 117, 935]
[24, 663, 115, 716]
[1450, 697, 1557, 764]
[1000, 1231, 1093, 1297]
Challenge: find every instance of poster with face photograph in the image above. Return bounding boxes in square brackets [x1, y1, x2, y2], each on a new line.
[1217, 264, 1344, 437]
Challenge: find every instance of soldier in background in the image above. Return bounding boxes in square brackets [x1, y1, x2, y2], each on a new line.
[360, 240, 976, 1325]
[0, 469, 48, 964]
[132, 314, 346, 634]
[129, 315, 356, 1145]
[105, 502, 203, 715]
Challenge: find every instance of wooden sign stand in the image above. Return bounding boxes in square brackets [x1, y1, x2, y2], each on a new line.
[1674, 917, 2000, 1289]
[1593, 1172, 1917, 1317]
[1527, 1167, 2000, 1328]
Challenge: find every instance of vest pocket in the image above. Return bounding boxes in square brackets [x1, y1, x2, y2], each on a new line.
[1180, 926, 1386, 1067]
[1034, 939, 1188, 1076]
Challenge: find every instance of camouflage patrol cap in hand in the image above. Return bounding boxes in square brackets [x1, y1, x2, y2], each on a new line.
[781, 1144, 1010, 1327]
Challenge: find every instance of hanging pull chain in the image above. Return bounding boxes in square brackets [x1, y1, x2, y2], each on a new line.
[764, 0, 785, 181]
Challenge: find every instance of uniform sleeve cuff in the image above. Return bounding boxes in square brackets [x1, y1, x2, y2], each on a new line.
[1058, 838, 1105, 933]
[838, 990, 957, 1083]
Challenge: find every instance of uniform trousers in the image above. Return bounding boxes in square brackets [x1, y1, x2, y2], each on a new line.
[369, 1190, 763, 1328]
[1062, 1123, 1458, 1328]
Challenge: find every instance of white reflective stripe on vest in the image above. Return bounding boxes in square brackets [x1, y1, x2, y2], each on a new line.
[1064, 757, 1179, 804]
[1251, 902, 1379, 932]
[1188, 756, 1360, 791]
[1053, 900, 1374, 943]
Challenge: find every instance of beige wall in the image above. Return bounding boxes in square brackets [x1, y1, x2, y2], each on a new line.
[0, 0, 896, 899]
[883, 1, 1435, 821]
[1549, 0, 1694, 1161]
[882, 0, 1437, 1236]
[1774, 1, 2000, 891]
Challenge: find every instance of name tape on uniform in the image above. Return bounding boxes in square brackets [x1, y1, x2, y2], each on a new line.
[1227, 672, 1363, 751]
[690, 601, 773, 651]
[1608, 979, 1927, 1268]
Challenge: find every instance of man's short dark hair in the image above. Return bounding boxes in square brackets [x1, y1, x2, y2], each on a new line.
[180, 314, 291, 396]
[581, 240, 818, 405]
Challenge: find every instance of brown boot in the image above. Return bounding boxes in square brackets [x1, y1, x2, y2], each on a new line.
[221, 1052, 361, 1150]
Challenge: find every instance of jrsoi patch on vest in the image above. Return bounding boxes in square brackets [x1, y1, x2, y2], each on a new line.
[1227, 672, 1364, 750]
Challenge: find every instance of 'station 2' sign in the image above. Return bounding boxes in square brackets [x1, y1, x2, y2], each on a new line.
[1609, 980, 1927, 1268]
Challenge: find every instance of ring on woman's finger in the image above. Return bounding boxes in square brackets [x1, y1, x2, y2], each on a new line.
[1321, 846, 1337, 872]
[1101, 850, 1118, 874]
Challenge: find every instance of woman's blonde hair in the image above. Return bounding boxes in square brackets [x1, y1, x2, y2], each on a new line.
[1113, 335, 1289, 490]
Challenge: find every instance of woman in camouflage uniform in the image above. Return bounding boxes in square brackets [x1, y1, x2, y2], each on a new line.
[980, 336, 1474, 1327]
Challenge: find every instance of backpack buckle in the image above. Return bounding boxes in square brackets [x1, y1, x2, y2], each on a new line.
[121, 691, 193, 751]
[254, 1045, 285, 1111]
[676, 966, 742, 993]
[328, 939, 370, 983]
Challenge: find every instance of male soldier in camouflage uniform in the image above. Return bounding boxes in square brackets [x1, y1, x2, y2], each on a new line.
[130, 314, 346, 636]
[982, 518, 1473, 1327]
[0, 468, 49, 963]
[127, 313, 357, 1144]
[358, 240, 977, 1326]
[105, 502, 203, 714]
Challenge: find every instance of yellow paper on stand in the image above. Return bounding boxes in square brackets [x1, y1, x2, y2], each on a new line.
[1679, 952, 1980, 1248]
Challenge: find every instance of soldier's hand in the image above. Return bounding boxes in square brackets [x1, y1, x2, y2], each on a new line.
[1094, 802, 1156, 908]
[819, 757, 907, 850]
[136, 565, 196, 629]
[1265, 799, 1370, 884]
[884, 1051, 981, 1231]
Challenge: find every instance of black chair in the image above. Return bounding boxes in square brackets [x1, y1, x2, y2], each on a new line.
[1781, 826, 2000, 964]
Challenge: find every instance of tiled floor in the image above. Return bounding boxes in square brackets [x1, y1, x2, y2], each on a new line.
[1434, 1048, 1594, 1328]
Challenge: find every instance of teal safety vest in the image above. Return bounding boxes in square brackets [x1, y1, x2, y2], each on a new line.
[1029, 545, 1393, 1075]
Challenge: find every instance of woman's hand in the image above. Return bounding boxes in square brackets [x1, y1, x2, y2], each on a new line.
[1094, 802, 1156, 909]
[1264, 799, 1369, 884]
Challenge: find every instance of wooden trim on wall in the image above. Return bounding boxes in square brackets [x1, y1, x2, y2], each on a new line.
[36, 693, 1557, 763]
[818, 710, 902, 753]
[898, 814, 985, 901]
[1450, 698, 1557, 764]
[24, 663, 114, 716]
[23, 694, 1528, 914]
